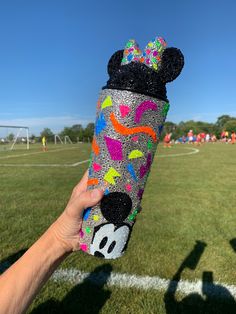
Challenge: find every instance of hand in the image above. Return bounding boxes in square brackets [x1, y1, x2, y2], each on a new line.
[0, 171, 103, 314]
[51, 171, 104, 253]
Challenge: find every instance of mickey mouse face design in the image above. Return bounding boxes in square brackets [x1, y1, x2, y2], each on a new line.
[90, 223, 131, 259]
[90, 192, 133, 259]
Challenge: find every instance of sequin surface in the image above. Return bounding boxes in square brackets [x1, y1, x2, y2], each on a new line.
[81, 88, 169, 259]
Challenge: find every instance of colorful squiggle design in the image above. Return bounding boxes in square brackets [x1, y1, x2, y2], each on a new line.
[84, 90, 168, 259]
[110, 112, 157, 142]
[135, 100, 158, 123]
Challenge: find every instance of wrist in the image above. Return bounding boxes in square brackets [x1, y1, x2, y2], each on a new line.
[49, 210, 82, 253]
[47, 220, 73, 255]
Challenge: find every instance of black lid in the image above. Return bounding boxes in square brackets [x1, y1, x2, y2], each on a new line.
[103, 47, 184, 101]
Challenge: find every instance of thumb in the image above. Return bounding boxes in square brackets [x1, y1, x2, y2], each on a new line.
[66, 188, 104, 219]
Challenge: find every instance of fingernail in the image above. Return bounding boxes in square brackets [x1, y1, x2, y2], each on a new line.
[91, 189, 102, 200]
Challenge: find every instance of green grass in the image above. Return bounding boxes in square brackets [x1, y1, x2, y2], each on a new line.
[0, 143, 236, 313]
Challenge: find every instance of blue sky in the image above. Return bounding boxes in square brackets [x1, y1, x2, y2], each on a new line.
[0, 0, 236, 135]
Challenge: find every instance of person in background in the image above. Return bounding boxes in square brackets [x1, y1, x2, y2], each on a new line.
[192, 134, 197, 143]
[0, 171, 104, 314]
[205, 133, 210, 142]
[231, 131, 235, 144]
[176, 137, 183, 144]
[225, 130, 229, 142]
[221, 130, 227, 143]
[42, 136, 47, 152]
[211, 134, 217, 143]
[187, 129, 193, 144]
[200, 132, 205, 143]
[164, 132, 172, 148]
[196, 133, 201, 146]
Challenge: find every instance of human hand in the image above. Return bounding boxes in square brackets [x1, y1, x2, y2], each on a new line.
[51, 171, 104, 253]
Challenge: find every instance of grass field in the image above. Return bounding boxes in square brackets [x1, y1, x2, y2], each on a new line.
[0, 143, 236, 313]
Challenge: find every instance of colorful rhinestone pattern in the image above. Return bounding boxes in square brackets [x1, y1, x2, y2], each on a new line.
[121, 37, 167, 71]
[79, 88, 169, 259]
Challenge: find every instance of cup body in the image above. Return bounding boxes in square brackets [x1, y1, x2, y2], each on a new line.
[79, 88, 169, 259]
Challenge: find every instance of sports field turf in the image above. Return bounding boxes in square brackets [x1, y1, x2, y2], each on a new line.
[0, 143, 235, 313]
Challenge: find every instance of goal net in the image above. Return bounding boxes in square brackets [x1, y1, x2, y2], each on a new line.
[54, 135, 73, 144]
[0, 125, 29, 151]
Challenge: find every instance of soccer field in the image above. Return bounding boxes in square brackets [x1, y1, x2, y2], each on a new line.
[0, 143, 236, 313]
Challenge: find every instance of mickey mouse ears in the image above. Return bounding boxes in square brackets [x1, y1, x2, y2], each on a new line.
[107, 36, 184, 84]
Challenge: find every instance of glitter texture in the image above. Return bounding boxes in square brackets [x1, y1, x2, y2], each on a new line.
[82, 89, 167, 259]
[80, 36, 184, 259]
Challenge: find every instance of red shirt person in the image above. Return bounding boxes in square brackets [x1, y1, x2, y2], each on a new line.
[200, 132, 206, 143]
[231, 131, 236, 144]
[164, 133, 172, 147]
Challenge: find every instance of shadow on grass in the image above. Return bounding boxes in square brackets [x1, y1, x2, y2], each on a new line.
[164, 240, 236, 313]
[31, 264, 112, 314]
[0, 248, 28, 274]
[230, 238, 236, 252]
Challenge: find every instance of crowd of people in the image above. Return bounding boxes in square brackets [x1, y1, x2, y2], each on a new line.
[163, 130, 236, 147]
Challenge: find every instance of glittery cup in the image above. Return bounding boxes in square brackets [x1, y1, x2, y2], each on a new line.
[79, 89, 169, 259]
[79, 37, 184, 259]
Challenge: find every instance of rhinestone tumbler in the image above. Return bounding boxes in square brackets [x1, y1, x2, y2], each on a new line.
[79, 37, 184, 259]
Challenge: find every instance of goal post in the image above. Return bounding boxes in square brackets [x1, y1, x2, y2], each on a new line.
[0, 125, 29, 150]
[54, 135, 73, 144]
[64, 135, 73, 144]
[54, 134, 64, 144]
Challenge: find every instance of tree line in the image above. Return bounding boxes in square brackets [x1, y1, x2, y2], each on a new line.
[31, 114, 236, 143]
[32, 123, 95, 143]
[164, 114, 236, 140]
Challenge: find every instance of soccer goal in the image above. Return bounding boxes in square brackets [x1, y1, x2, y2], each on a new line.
[0, 125, 29, 151]
[54, 134, 73, 144]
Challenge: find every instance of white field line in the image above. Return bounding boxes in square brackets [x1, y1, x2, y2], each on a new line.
[72, 160, 90, 167]
[0, 159, 90, 167]
[157, 147, 199, 158]
[0, 146, 80, 160]
[0, 147, 199, 167]
[52, 268, 236, 300]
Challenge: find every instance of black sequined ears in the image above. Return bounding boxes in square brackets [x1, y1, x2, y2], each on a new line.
[107, 45, 184, 84]
[158, 47, 184, 83]
[107, 50, 124, 76]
